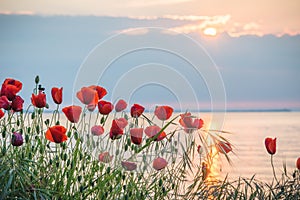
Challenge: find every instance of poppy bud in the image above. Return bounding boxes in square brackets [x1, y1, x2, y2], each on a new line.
[115, 99, 127, 112]
[121, 161, 137, 171]
[11, 132, 23, 146]
[153, 157, 168, 171]
[197, 145, 202, 154]
[265, 137, 276, 155]
[51, 87, 63, 104]
[35, 76, 40, 84]
[91, 125, 104, 136]
[99, 152, 113, 163]
[296, 157, 300, 170]
[130, 128, 143, 145]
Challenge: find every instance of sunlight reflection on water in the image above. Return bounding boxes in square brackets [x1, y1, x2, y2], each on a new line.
[43, 111, 300, 182]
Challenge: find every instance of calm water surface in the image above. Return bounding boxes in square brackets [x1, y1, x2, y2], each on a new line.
[213, 112, 300, 181]
[45, 111, 300, 182]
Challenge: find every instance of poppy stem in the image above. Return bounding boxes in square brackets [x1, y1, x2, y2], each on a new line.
[271, 155, 279, 183]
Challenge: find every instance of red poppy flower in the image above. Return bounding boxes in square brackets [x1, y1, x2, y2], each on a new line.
[192, 119, 204, 129]
[98, 100, 114, 115]
[62, 105, 82, 123]
[130, 128, 143, 145]
[121, 161, 137, 171]
[296, 157, 300, 170]
[11, 132, 24, 146]
[45, 125, 68, 143]
[0, 96, 10, 110]
[115, 118, 128, 129]
[76, 87, 98, 105]
[216, 141, 232, 154]
[179, 112, 204, 133]
[89, 85, 107, 99]
[51, 87, 63, 104]
[153, 157, 168, 171]
[109, 119, 124, 140]
[1, 78, 22, 100]
[31, 92, 46, 108]
[91, 125, 104, 136]
[0, 109, 4, 119]
[115, 99, 127, 112]
[197, 145, 202, 154]
[98, 152, 113, 163]
[11, 96, 24, 112]
[130, 104, 145, 118]
[265, 137, 276, 155]
[154, 105, 174, 120]
[144, 125, 166, 141]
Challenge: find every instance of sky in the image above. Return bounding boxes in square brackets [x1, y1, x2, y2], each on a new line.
[0, 1, 300, 111]
[1, 0, 300, 36]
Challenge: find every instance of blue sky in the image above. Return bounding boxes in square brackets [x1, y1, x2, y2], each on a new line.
[0, 1, 299, 111]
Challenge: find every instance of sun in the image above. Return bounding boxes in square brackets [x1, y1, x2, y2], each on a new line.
[203, 27, 217, 36]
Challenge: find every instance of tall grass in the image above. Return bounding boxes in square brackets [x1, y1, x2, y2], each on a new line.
[0, 77, 299, 199]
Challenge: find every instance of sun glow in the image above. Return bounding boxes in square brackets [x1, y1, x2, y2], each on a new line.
[203, 27, 217, 36]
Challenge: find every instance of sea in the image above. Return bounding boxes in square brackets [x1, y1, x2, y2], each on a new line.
[212, 111, 300, 182]
[43, 111, 300, 182]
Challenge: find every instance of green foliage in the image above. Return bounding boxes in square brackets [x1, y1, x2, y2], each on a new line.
[0, 77, 299, 199]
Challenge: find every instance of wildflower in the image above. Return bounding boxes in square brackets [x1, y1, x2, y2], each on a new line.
[109, 119, 124, 140]
[91, 125, 104, 136]
[144, 125, 166, 141]
[11, 95, 24, 112]
[154, 105, 173, 120]
[51, 87, 63, 104]
[296, 157, 300, 170]
[216, 141, 232, 154]
[179, 112, 204, 133]
[89, 85, 107, 99]
[265, 137, 276, 155]
[115, 99, 127, 112]
[45, 125, 68, 143]
[76, 87, 98, 105]
[98, 152, 113, 163]
[130, 128, 143, 145]
[121, 161, 137, 171]
[153, 157, 168, 170]
[98, 100, 114, 115]
[114, 118, 128, 129]
[11, 132, 24, 146]
[130, 104, 145, 118]
[197, 145, 202, 154]
[62, 105, 82, 123]
[0, 109, 4, 119]
[1, 78, 22, 100]
[0, 96, 10, 110]
[31, 91, 46, 108]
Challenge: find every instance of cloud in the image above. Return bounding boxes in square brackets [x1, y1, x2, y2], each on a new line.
[117, 28, 149, 35]
[127, 16, 159, 20]
[164, 15, 231, 35]
[127, 0, 194, 7]
[227, 22, 264, 37]
[163, 14, 231, 22]
[0, 10, 35, 15]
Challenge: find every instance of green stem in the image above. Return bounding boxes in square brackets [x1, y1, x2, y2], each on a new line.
[271, 155, 278, 183]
